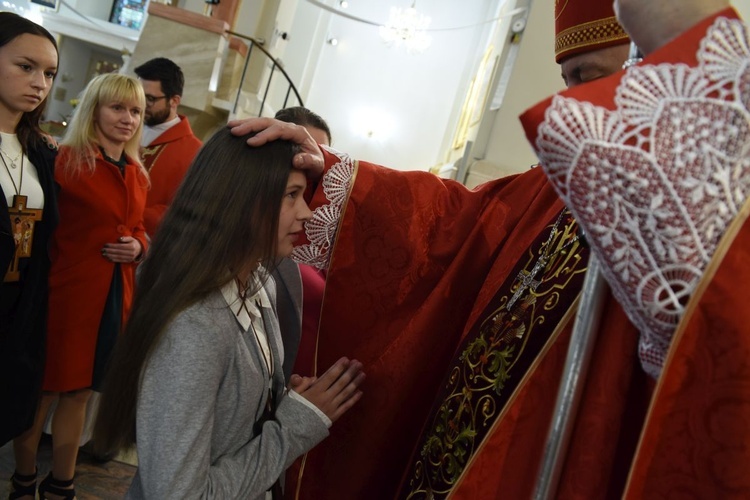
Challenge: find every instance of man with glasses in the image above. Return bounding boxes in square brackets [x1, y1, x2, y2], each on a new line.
[134, 57, 202, 236]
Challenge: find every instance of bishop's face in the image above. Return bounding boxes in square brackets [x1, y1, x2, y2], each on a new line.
[560, 43, 630, 88]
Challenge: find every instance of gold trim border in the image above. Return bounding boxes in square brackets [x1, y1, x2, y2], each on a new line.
[556, 16, 628, 58]
[622, 197, 750, 498]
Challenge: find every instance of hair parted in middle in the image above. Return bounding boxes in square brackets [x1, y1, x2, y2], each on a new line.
[0, 11, 59, 152]
[92, 127, 300, 455]
[59, 73, 146, 177]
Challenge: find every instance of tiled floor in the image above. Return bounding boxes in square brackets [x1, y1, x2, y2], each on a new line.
[0, 434, 136, 499]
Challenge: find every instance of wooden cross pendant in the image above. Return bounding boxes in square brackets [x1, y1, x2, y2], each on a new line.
[506, 255, 549, 310]
[5, 195, 42, 282]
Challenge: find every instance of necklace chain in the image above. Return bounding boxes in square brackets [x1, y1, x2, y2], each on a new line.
[506, 208, 582, 310]
[0, 147, 22, 169]
[0, 150, 23, 196]
[540, 208, 581, 261]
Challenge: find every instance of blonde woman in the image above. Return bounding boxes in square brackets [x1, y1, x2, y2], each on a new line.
[14, 73, 149, 499]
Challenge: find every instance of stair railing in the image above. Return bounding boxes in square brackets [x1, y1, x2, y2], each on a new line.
[225, 30, 305, 117]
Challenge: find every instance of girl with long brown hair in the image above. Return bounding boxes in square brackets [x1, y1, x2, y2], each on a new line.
[94, 128, 365, 499]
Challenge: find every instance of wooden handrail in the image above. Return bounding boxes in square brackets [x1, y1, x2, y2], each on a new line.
[148, 2, 228, 35]
[229, 36, 250, 58]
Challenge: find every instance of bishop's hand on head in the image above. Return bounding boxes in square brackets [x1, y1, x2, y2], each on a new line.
[228, 117, 325, 181]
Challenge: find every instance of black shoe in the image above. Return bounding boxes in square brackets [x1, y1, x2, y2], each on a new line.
[38, 472, 76, 499]
[8, 469, 36, 500]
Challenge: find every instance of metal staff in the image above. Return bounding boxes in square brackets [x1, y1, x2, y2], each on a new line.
[532, 255, 608, 500]
[532, 42, 642, 500]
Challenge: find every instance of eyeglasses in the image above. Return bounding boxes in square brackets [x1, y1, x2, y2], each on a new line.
[145, 94, 169, 106]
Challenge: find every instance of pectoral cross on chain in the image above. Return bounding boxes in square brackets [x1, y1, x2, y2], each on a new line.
[507, 254, 549, 310]
[5, 195, 42, 282]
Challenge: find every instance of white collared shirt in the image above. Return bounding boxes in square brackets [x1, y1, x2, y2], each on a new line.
[220, 276, 275, 375]
[141, 115, 181, 147]
[220, 275, 331, 429]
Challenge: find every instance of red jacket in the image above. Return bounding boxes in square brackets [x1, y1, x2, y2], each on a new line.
[44, 147, 148, 392]
[141, 115, 202, 235]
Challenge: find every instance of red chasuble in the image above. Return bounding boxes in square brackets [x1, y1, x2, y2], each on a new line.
[520, 8, 750, 498]
[287, 146, 651, 499]
[140, 115, 201, 235]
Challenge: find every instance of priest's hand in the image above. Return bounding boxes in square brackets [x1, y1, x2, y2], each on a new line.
[295, 357, 365, 423]
[228, 117, 325, 181]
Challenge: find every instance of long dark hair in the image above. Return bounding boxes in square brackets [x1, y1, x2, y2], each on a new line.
[0, 12, 58, 151]
[93, 128, 299, 453]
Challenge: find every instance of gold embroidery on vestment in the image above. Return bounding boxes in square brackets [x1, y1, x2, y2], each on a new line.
[403, 214, 587, 498]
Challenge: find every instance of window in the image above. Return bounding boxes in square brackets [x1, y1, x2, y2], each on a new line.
[109, 0, 149, 30]
[30, 0, 59, 9]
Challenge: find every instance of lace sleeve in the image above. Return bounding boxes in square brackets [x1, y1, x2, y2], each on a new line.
[291, 145, 355, 270]
[534, 17, 750, 377]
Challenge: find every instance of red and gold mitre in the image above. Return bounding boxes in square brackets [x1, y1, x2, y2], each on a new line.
[554, 0, 630, 63]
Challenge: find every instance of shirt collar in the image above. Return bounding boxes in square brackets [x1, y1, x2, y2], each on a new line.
[141, 115, 181, 147]
[220, 270, 272, 331]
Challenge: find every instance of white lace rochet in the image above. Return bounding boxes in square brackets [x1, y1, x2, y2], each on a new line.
[534, 17, 750, 378]
[291, 145, 355, 270]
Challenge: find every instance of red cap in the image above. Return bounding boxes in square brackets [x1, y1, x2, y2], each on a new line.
[555, 0, 630, 63]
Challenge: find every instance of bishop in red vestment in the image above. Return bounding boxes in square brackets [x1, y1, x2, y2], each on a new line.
[521, 2, 750, 497]
[232, 1, 743, 497]
[274, 2, 654, 498]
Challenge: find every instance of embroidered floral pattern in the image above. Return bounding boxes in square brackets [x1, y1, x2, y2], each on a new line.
[534, 18, 750, 377]
[401, 213, 588, 499]
[291, 145, 355, 270]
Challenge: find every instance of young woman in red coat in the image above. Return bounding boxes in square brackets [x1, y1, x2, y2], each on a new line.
[13, 73, 149, 499]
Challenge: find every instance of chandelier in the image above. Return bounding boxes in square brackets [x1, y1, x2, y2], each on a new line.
[379, 1, 432, 53]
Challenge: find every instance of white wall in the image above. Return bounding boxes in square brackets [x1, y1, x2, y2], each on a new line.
[235, 0, 274, 36]
[288, 0, 750, 175]
[13, 0, 750, 174]
[734, 0, 750, 19]
[278, 0, 327, 99]
[45, 37, 94, 124]
[480, 0, 561, 177]
[473, 0, 750, 180]
[284, 0, 503, 171]
[67, 0, 115, 21]
[177, 0, 206, 16]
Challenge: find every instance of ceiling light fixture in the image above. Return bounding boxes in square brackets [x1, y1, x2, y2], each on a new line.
[379, 1, 431, 53]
